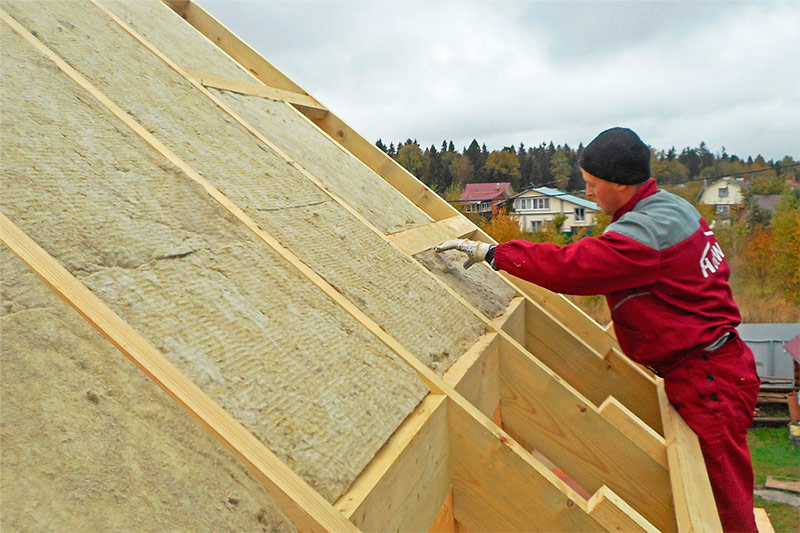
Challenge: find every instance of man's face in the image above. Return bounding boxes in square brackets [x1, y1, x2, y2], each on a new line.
[582, 169, 629, 215]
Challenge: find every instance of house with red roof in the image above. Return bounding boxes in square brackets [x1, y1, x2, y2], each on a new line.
[458, 182, 515, 217]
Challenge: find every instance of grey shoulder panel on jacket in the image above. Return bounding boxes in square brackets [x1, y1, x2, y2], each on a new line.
[605, 190, 700, 251]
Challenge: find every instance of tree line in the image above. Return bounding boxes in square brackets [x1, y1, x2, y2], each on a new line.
[375, 137, 799, 198]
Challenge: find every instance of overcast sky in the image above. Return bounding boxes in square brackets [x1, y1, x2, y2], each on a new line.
[200, 1, 799, 161]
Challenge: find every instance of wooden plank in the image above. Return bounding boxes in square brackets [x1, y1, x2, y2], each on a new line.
[657, 380, 722, 532]
[504, 272, 620, 355]
[598, 397, 668, 469]
[765, 476, 800, 493]
[587, 487, 658, 533]
[448, 399, 619, 532]
[388, 215, 476, 255]
[525, 299, 663, 435]
[498, 337, 676, 532]
[429, 490, 455, 533]
[335, 394, 451, 532]
[181, 66, 328, 117]
[495, 296, 525, 344]
[0, 211, 355, 533]
[442, 333, 500, 420]
[754, 508, 775, 533]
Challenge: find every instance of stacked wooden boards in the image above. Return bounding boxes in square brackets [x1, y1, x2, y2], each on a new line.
[0, 1, 722, 531]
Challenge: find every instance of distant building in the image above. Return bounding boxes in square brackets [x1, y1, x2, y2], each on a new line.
[458, 182, 515, 217]
[509, 187, 599, 233]
[697, 177, 748, 219]
[753, 194, 782, 214]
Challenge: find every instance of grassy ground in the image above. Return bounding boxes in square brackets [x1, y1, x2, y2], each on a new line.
[748, 426, 800, 532]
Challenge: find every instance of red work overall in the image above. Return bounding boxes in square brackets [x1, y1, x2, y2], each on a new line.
[664, 335, 760, 532]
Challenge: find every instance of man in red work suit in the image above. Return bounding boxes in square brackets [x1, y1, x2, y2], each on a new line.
[437, 127, 760, 532]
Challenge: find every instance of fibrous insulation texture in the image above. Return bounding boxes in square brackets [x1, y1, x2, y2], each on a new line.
[4, 0, 487, 377]
[0, 249, 295, 532]
[1, 18, 428, 508]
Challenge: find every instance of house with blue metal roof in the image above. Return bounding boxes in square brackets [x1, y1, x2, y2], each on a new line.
[508, 186, 600, 233]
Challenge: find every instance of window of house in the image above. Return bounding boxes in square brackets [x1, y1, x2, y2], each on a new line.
[530, 220, 543, 232]
[719, 187, 729, 199]
[516, 197, 550, 211]
[574, 207, 585, 222]
[479, 201, 491, 212]
[464, 203, 476, 213]
[716, 205, 729, 217]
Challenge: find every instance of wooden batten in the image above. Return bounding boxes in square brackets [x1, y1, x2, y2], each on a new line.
[180, 66, 328, 118]
[388, 215, 476, 255]
[497, 336, 676, 532]
[335, 394, 451, 532]
[0, 212, 356, 533]
[657, 381, 722, 532]
[524, 299, 663, 435]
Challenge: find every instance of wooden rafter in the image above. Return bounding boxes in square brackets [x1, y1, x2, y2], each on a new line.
[657, 382, 722, 531]
[0, 212, 356, 533]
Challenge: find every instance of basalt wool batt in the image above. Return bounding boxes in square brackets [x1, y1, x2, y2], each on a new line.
[3, 0, 487, 379]
[1, 248, 296, 533]
[1, 20, 427, 508]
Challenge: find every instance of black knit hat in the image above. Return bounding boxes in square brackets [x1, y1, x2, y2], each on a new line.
[580, 127, 650, 185]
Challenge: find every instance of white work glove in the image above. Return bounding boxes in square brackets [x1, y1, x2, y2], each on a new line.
[435, 239, 494, 269]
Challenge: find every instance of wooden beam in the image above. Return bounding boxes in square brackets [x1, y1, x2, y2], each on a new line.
[502, 272, 621, 355]
[657, 380, 722, 532]
[442, 333, 500, 420]
[525, 299, 663, 434]
[448, 398, 640, 532]
[388, 215, 476, 256]
[494, 296, 525, 344]
[0, 211, 355, 533]
[598, 397, 668, 469]
[498, 336, 676, 532]
[754, 508, 775, 533]
[429, 490, 455, 533]
[181, 66, 328, 118]
[335, 394, 451, 532]
[587, 487, 659, 533]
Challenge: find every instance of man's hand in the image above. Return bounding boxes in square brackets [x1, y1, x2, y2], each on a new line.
[435, 239, 494, 269]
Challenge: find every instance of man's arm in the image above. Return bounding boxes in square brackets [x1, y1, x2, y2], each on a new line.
[492, 232, 660, 295]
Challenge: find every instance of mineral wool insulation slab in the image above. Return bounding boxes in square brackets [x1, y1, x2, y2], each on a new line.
[0, 249, 295, 532]
[4, 0, 487, 376]
[102, 0, 430, 236]
[102, 0, 516, 322]
[0, 21, 428, 503]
